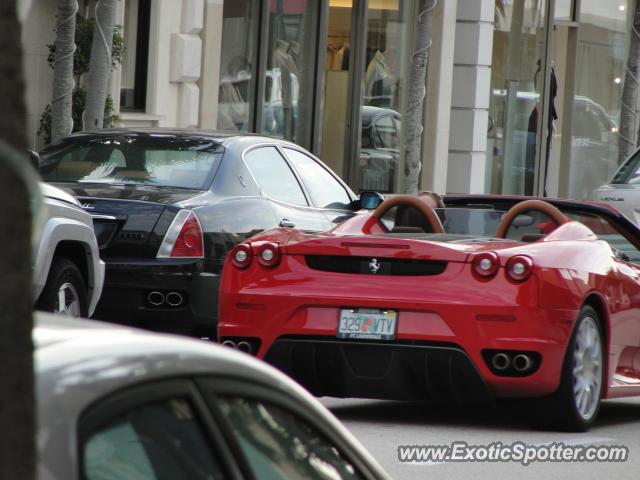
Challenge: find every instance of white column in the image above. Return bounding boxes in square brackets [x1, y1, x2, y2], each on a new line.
[199, 0, 223, 129]
[446, 0, 494, 193]
[420, 0, 457, 194]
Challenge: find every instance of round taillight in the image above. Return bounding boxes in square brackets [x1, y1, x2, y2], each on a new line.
[506, 255, 533, 282]
[473, 252, 499, 278]
[231, 244, 252, 269]
[258, 242, 280, 267]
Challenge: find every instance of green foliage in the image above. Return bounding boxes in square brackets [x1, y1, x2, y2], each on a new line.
[47, 16, 124, 75]
[40, 12, 124, 144]
[38, 89, 119, 145]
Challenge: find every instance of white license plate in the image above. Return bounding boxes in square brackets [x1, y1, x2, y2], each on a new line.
[337, 308, 397, 340]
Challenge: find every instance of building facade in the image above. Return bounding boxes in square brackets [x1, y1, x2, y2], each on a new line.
[21, 0, 633, 200]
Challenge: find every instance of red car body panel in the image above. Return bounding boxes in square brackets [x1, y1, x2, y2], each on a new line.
[219, 198, 640, 403]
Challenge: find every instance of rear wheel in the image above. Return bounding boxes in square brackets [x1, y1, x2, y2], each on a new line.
[539, 306, 603, 431]
[36, 257, 88, 317]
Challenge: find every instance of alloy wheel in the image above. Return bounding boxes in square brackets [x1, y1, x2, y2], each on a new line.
[56, 282, 82, 317]
[572, 316, 602, 420]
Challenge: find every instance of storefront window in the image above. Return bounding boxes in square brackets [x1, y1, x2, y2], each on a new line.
[487, 0, 547, 195]
[120, 0, 150, 111]
[562, 0, 629, 199]
[555, 0, 575, 22]
[217, 0, 258, 132]
[356, 0, 410, 193]
[260, 0, 318, 149]
[320, 1, 353, 180]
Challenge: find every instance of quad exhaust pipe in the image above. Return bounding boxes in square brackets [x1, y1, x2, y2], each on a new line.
[221, 339, 253, 354]
[488, 351, 536, 374]
[491, 352, 511, 371]
[512, 353, 533, 372]
[148, 291, 165, 306]
[147, 291, 184, 307]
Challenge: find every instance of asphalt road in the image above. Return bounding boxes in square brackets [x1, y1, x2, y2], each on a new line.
[321, 397, 640, 479]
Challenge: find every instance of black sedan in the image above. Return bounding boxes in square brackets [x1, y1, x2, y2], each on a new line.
[39, 129, 366, 337]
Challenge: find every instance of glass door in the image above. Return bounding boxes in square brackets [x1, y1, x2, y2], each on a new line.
[320, 0, 418, 194]
[319, 1, 354, 179]
[487, 0, 549, 195]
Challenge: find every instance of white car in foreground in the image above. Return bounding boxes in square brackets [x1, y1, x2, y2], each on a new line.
[34, 183, 104, 316]
[593, 148, 640, 224]
[35, 314, 390, 480]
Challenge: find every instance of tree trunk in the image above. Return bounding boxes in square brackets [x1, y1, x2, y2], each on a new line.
[403, 0, 435, 194]
[620, 1, 640, 162]
[51, 0, 78, 144]
[0, 0, 35, 478]
[83, 0, 117, 130]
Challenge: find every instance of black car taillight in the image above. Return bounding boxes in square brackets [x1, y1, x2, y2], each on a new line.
[157, 210, 204, 258]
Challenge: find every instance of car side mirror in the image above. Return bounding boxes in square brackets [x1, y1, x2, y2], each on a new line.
[28, 150, 40, 171]
[358, 191, 384, 210]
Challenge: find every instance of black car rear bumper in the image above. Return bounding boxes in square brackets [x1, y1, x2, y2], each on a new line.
[93, 258, 219, 336]
[264, 337, 493, 404]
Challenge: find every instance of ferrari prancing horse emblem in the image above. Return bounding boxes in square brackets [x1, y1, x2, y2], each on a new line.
[369, 258, 380, 274]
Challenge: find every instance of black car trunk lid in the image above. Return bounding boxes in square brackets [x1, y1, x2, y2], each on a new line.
[53, 183, 202, 257]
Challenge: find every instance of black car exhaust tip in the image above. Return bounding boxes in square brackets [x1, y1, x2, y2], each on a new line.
[166, 291, 184, 307]
[491, 352, 511, 371]
[148, 291, 165, 306]
[222, 340, 236, 348]
[237, 341, 252, 354]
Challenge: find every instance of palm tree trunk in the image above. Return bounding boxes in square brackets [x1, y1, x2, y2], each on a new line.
[403, 0, 436, 194]
[0, 0, 35, 478]
[51, 0, 78, 144]
[83, 0, 117, 130]
[620, 1, 640, 162]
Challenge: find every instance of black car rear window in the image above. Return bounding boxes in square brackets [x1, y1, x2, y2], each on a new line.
[39, 135, 224, 190]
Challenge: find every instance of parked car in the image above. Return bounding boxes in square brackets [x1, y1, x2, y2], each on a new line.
[35, 313, 390, 480]
[593, 146, 640, 224]
[35, 182, 104, 317]
[38, 129, 363, 337]
[359, 106, 400, 193]
[219, 194, 640, 431]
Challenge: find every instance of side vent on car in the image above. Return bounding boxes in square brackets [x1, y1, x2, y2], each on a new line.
[157, 210, 204, 258]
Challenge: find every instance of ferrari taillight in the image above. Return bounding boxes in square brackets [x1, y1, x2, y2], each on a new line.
[257, 242, 280, 268]
[157, 210, 204, 258]
[231, 243, 252, 269]
[506, 255, 533, 282]
[473, 252, 499, 278]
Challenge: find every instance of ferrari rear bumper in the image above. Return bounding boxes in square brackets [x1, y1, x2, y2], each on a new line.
[264, 336, 493, 404]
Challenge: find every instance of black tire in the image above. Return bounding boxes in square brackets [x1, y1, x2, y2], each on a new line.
[537, 305, 604, 431]
[36, 257, 88, 317]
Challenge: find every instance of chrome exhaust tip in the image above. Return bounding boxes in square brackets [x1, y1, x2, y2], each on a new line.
[512, 354, 533, 372]
[222, 340, 236, 348]
[492, 352, 511, 371]
[166, 291, 184, 307]
[237, 341, 252, 354]
[148, 291, 165, 306]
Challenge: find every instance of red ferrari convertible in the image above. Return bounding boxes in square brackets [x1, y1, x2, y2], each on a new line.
[218, 195, 640, 431]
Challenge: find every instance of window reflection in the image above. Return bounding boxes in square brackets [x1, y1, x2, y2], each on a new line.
[564, 0, 629, 199]
[488, 0, 547, 195]
[218, 397, 362, 480]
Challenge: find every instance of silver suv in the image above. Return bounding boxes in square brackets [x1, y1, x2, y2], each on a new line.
[34, 183, 104, 316]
